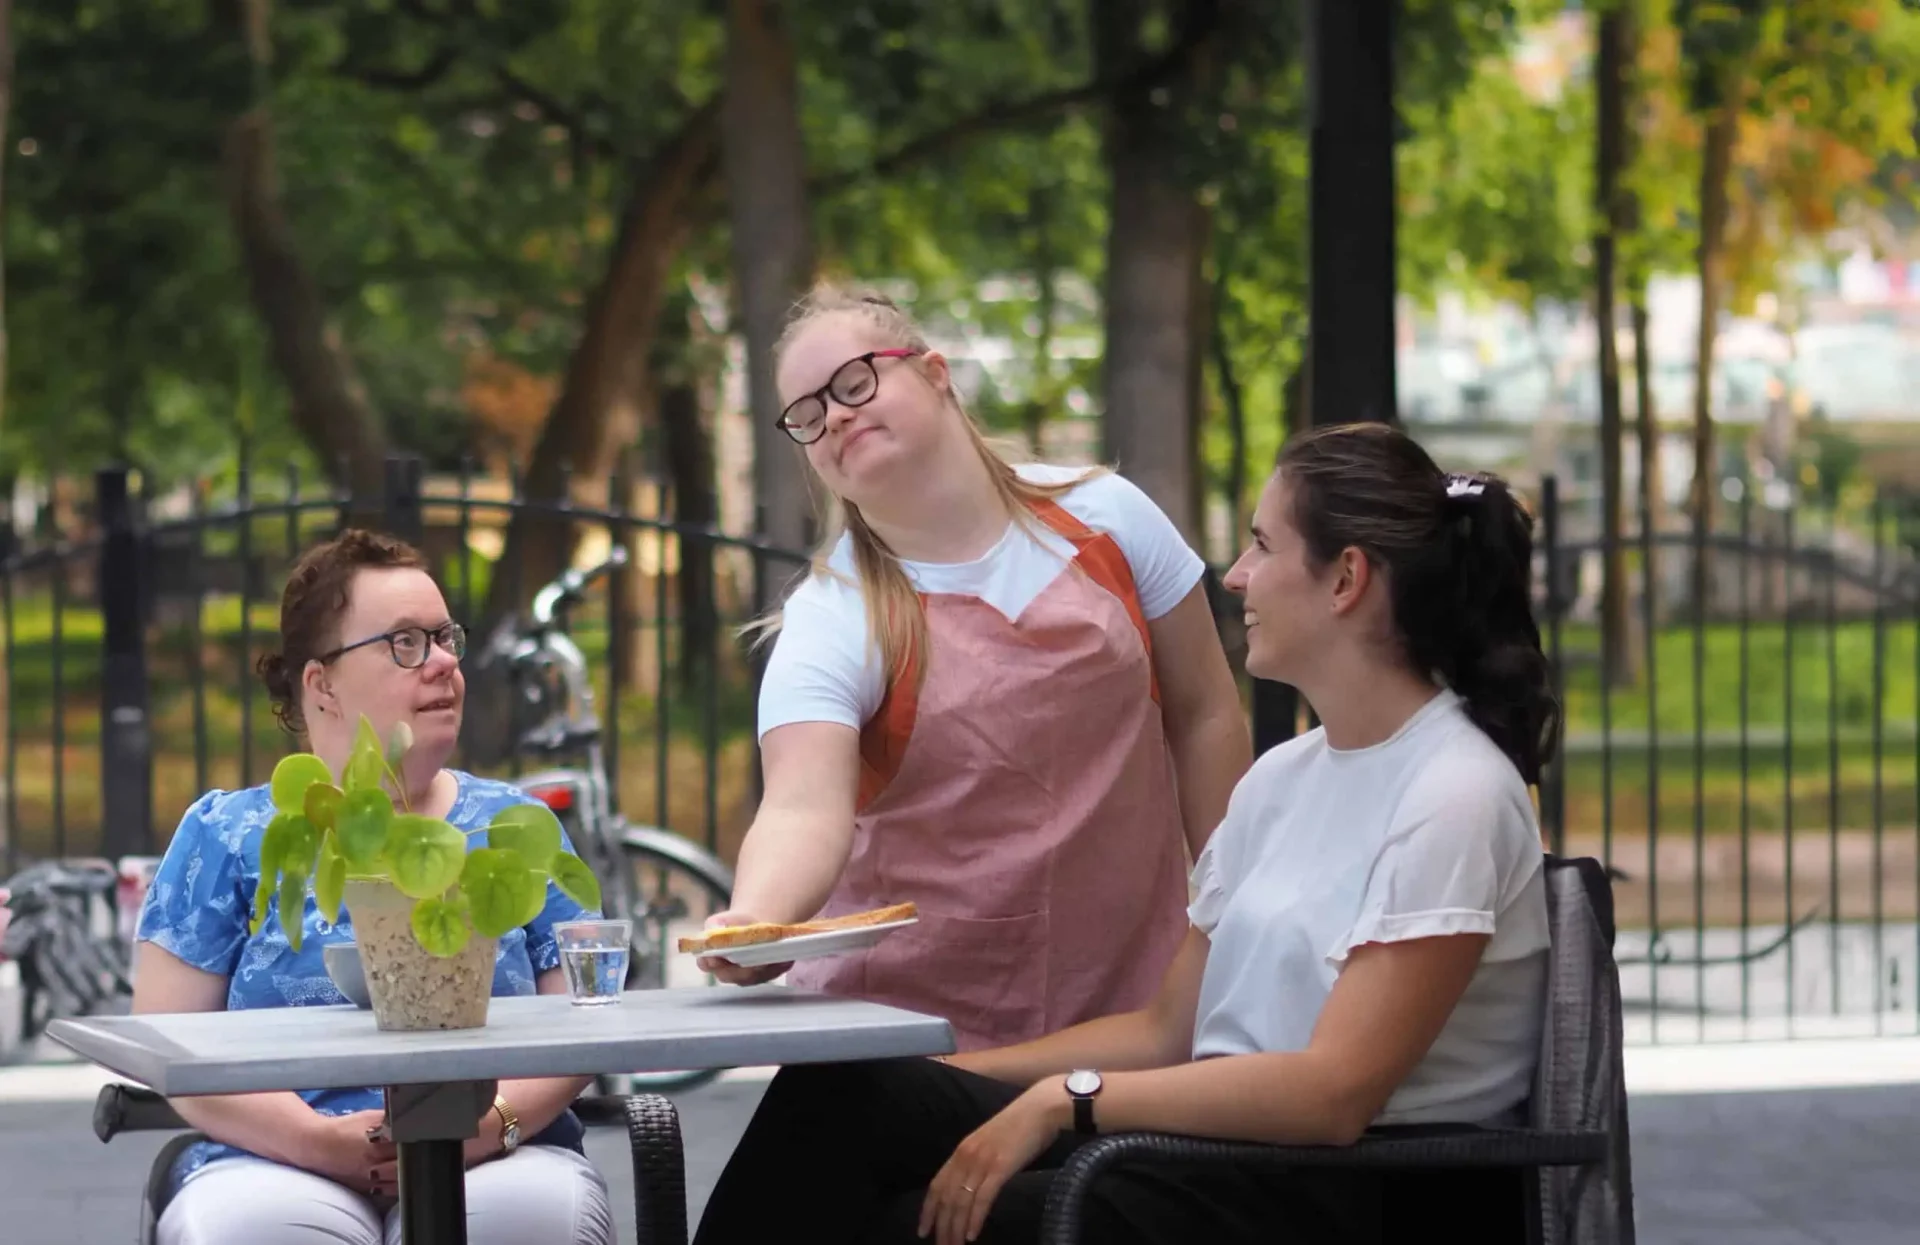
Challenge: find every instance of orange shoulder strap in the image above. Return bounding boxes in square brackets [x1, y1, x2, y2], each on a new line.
[1027, 497, 1157, 677]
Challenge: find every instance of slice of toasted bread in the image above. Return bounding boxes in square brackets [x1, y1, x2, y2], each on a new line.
[678, 902, 918, 954]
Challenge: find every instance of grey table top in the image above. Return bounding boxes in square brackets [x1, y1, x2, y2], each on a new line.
[45, 987, 955, 1097]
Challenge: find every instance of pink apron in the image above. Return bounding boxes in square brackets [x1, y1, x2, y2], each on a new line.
[786, 498, 1191, 1050]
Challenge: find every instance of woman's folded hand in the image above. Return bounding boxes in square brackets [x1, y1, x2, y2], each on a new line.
[293, 1108, 397, 1197]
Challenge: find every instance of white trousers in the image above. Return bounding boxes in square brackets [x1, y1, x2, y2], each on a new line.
[155, 1145, 614, 1245]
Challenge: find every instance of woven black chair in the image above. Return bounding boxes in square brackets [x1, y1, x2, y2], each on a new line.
[1039, 854, 1636, 1245]
[94, 1082, 689, 1245]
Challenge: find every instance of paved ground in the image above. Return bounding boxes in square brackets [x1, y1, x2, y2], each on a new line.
[3, 1041, 1918, 1245]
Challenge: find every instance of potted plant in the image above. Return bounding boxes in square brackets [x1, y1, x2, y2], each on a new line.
[252, 715, 602, 1031]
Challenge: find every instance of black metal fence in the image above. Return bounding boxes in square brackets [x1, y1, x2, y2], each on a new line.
[1533, 476, 1920, 1043]
[0, 450, 807, 876]
[6, 450, 1919, 1044]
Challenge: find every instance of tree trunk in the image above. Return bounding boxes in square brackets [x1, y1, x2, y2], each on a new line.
[1690, 100, 1738, 611]
[1213, 290, 1248, 547]
[1631, 292, 1660, 621]
[0, 0, 11, 836]
[1023, 188, 1059, 458]
[1622, 0, 1658, 639]
[226, 0, 389, 504]
[1098, 0, 1211, 549]
[1186, 206, 1213, 550]
[0, 0, 10, 444]
[1283, 350, 1309, 441]
[723, 0, 816, 613]
[1594, 2, 1632, 685]
[481, 102, 719, 625]
[655, 297, 721, 695]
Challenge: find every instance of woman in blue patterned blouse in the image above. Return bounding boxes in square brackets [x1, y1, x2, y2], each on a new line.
[132, 529, 614, 1245]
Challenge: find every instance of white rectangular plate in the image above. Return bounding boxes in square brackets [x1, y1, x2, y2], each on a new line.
[695, 918, 919, 968]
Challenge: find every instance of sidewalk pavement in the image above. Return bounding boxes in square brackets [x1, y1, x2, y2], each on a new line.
[1, 1039, 1916, 1245]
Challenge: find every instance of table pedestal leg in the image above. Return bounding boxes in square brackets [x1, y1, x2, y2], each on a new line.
[384, 1080, 496, 1245]
[398, 1138, 468, 1245]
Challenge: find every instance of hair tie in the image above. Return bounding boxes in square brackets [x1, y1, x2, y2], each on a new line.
[1445, 473, 1486, 499]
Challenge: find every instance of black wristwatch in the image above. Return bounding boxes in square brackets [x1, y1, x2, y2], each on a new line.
[1065, 1069, 1103, 1135]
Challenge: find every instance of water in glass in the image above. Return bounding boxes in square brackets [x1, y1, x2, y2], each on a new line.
[554, 919, 632, 1006]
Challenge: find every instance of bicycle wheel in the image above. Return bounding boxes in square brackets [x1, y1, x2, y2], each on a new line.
[597, 829, 734, 1096]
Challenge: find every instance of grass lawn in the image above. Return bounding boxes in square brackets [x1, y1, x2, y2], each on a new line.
[1544, 620, 1920, 838]
[1553, 619, 1920, 738]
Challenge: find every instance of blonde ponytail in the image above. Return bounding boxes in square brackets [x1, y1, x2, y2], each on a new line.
[744, 282, 1105, 693]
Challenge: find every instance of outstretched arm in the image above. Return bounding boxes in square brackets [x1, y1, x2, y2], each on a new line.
[697, 721, 860, 984]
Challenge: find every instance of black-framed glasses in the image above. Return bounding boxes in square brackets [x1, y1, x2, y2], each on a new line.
[777, 348, 922, 445]
[318, 623, 467, 670]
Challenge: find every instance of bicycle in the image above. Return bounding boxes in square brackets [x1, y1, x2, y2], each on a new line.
[1, 855, 156, 1059]
[476, 545, 738, 1095]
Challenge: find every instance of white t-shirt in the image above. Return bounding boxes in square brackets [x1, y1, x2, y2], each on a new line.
[1188, 689, 1548, 1125]
[756, 464, 1205, 739]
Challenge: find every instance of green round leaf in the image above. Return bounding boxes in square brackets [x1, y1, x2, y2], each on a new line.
[278, 868, 310, 953]
[262, 812, 319, 879]
[344, 748, 385, 794]
[249, 873, 273, 936]
[385, 720, 414, 767]
[548, 852, 603, 914]
[344, 716, 388, 792]
[515, 868, 549, 929]
[315, 832, 347, 925]
[460, 849, 544, 938]
[385, 814, 467, 900]
[270, 754, 333, 814]
[486, 803, 564, 864]
[410, 896, 472, 958]
[303, 782, 344, 833]
[335, 788, 394, 869]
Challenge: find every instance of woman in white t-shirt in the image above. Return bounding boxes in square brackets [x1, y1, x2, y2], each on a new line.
[693, 422, 1558, 1245]
[695, 285, 1249, 1051]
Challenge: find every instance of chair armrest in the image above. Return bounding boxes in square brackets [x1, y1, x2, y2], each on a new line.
[1038, 1128, 1608, 1245]
[570, 1093, 629, 1128]
[625, 1094, 688, 1245]
[93, 1083, 189, 1142]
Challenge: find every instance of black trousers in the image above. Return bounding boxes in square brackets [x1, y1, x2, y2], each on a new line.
[692, 1057, 1528, 1245]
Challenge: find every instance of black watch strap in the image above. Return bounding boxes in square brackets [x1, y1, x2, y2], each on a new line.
[1065, 1069, 1102, 1135]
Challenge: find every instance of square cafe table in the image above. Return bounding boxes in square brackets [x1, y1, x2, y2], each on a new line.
[47, 987, 955, 1245]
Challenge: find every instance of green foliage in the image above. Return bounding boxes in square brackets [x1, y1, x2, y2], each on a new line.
[3, 0, 275, 480]
[252, 714, 600, 957]
[1799, 426, 1862, 510]
[4, 0, 725, 482]
[1399, 52, 1594, 309]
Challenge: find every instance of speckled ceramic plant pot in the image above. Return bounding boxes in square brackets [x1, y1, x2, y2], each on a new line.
[343, 880, 496, 1031]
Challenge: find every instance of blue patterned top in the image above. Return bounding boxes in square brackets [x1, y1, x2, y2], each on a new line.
[137, 770, 596, 1194]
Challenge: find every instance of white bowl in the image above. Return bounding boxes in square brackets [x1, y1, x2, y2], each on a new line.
[322, 942, 371, 1008]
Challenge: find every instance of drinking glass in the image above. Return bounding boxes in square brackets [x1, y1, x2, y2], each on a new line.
[553, 919, 632, 1006]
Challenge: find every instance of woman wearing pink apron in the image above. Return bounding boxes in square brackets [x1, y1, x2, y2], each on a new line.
[699, 285, 1250, 1050]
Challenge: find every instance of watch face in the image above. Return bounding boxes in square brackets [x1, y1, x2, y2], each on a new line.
[1065, 1069, 1102, 1096]
[503, 1123, 521, 1146]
